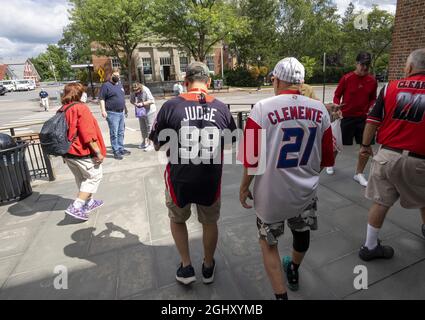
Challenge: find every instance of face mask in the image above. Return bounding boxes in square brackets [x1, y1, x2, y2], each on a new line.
[112, 76, 119, 83]
[80, 92, 88, 103]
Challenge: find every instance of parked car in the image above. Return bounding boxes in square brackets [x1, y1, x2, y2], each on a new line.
[0, 80, 16, 92]
[0, 85, 7, 96]
[15, 79, 36, 91]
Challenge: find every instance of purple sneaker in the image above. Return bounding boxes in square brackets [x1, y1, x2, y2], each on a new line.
[65, 204, 89, 221]
[84, 199, 104, 213]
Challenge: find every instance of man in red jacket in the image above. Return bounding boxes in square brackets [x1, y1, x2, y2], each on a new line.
[328, 52, 378, 187]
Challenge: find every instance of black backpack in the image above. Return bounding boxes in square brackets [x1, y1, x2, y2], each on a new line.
[40, 103, 78, 156]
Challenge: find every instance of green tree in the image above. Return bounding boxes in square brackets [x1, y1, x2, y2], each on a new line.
[341, 5, 394, 73]
[300, 56, 317, 81]
[276, 0, 341, 62]
[229, 0, 279, 68]
[31, 45, 73, 81]
[69, 0, 151, 90]
[58, 23, 92, 64]
[153, 0, 249, 62]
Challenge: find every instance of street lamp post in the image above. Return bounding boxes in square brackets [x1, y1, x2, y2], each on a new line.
[86, 61, 95, 100]
[257, 56, 262, 91]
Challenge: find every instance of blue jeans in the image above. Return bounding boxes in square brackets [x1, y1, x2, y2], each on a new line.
[106, 111, 125, 154]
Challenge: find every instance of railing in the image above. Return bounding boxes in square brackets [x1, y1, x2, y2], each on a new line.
[0, 122, 56, 182]
[13, 134, 56, 181]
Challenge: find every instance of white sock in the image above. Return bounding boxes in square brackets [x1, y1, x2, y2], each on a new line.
[73, 198, 85, 209]
[365, 224, 380, 250]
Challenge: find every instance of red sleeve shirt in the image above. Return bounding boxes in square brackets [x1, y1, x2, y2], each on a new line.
[333, 72, 378, 118]
[321, 126, 335, 167]
[242, 117, 262, 168]
[367, 74, 425, 156]
[64, 103, 107, 157]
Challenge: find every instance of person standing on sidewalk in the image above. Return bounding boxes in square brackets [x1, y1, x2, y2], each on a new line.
[130, 82, 157, 151]
[239, 58, 334, 300]
[149, 62, 237, 285]
[328, 52, 378, 185]
[99, 69, 131, 160]
[39, 88, 49, 111]
[61, 83, 106, 221]
[359, 49, 425, 261]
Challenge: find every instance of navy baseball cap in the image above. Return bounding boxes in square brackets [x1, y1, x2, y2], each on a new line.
[356, 52, 372, 65]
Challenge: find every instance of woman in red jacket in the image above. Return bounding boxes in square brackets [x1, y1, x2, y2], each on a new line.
[61, 83, 106, 221]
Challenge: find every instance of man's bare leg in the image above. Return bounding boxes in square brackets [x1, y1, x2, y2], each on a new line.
[202, 223, 218, 267]
[259, 239, 287, 299]
[170, 221, 191, 267]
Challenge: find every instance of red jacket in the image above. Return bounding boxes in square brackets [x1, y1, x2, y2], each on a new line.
[333, 72, 378, 118]
[63, 102, 107, 157]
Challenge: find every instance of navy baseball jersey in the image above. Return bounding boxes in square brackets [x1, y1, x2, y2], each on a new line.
[150, 89, 237, 208]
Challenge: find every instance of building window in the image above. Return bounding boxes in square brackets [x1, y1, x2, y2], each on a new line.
[206, 55, 215, 72]
[111, 57, 121, 69]
[179, 56, 189, 73]
[160, 57, 172, 66]
[142, 58, 152, 75]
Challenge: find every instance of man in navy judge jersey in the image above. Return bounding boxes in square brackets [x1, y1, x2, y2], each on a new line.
[150, 62, 237, 285]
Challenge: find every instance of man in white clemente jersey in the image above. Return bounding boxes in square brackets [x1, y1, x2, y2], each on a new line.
[239, 57, 334, 300]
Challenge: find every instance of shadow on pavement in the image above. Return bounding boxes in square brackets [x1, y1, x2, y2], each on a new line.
[7, 192, 72, 217]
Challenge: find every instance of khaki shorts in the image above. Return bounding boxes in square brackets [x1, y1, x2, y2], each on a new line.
[366, 148, 425, 209]
[65, 157, 103, 194]
[165, 189, 221, 224]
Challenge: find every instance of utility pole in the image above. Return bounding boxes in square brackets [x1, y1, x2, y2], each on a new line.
[322, 52, 326, 103]
[221, 44, 224, 79]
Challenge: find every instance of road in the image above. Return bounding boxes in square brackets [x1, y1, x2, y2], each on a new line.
[0, 84, 384, 135]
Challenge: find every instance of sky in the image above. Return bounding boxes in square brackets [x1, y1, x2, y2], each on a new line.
[0, 0, 398, 61]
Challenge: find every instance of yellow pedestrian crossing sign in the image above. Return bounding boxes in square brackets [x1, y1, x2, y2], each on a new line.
[98, 67, 105, 83]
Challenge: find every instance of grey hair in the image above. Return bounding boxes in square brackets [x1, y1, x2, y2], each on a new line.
[407, 48, 425, 71]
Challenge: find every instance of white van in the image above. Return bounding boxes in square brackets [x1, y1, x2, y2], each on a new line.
[0, 80, 16, 92]
[15, 79, 36, 91]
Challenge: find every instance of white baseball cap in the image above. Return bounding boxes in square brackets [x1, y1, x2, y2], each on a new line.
[273, 57, 305, 84]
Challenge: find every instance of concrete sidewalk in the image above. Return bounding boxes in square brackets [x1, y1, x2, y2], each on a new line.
[0, 127, 424, 299]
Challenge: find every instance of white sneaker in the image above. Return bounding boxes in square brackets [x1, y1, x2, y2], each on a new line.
[326, 167, 335, 175]
[354, 173, 368, 187]
[144, 145, 154, 152]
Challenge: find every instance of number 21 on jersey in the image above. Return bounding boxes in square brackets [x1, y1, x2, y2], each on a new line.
[277, 127, 317, 168]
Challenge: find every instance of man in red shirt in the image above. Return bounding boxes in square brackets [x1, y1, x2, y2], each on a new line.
[359, 48, 425, 261]
[330, 53, 378, 187]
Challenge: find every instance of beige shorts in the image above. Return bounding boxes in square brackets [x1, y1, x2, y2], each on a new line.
[366, 148, 425, 209]
[165, 189, 221, 224]
[65, 157, 103, 194]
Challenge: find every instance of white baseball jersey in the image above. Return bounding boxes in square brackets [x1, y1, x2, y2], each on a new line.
[242, 90, 334, 223]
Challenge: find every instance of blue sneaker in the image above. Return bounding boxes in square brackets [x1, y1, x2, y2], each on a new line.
[84, 199, 104, 213]
[65, 204, 89, 221]
[282, 256, 299, 291]
[176, 264, 196, 285]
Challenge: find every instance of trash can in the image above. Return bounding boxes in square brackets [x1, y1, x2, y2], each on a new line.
[0, 138, 32, 204]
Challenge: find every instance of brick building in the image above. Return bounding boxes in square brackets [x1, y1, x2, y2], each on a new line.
[91, 41, 234, 84]
[388, 0, 425, 80]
